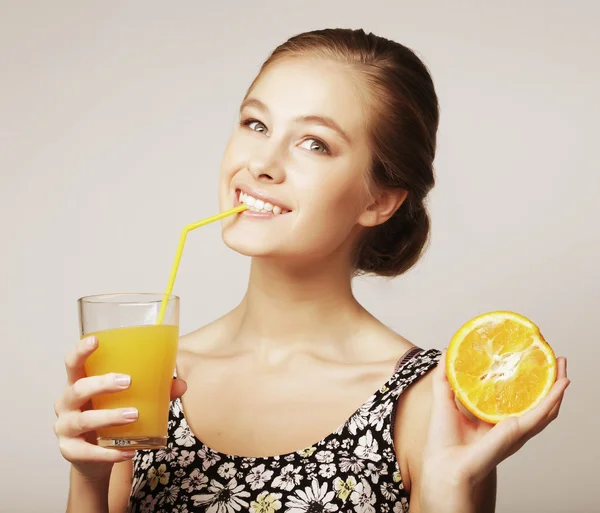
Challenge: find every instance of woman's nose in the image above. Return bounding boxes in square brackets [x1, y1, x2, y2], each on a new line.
[247, 145, 286, 183]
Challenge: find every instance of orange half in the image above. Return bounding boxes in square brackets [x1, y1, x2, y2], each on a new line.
[446, 311, 557, 424]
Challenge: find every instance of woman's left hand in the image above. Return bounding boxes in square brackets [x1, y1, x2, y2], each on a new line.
[422, 351, 570, 487]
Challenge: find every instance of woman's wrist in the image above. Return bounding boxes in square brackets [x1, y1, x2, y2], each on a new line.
[419, 466, 495, 513]
[67, 464, 112, 513]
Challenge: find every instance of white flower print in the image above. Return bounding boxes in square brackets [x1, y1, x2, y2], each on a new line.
[380, 482, 398, 501]
[157, 483, 180, 505]
[344, 396, 376, 436]
[140, 452, 154, 471]
[139, 495, 157, 513]
[272, 464, 303, 491]
[350, 480, 377, 513]
[393, 496, 409, 513]
[178, 449, 195, 468]
[197, 447, 222, 471]
[369, 402, 393, 432]
[245, 464, 274, 490]
[326, 439, 340, 450]
[172, 506, 189, 513]
[174, 418, 196, 447]
[131, 475, 148, 500]
[339, 455, 365, 474]
[382, 423, 394, 445]
[354, 431, 381, 462]
[218, 461, 237, 480]
[172, 398, 182, 418]
[318, 463, 336, 479]
[315, 450, 334, 464]
[191, 478, 251, 512]
[341, 438, 352, 450]
[285, 479, 339, 512]
[365, 462, 388, 485]
[156, 443, 179, 463]
[346, 412, 369, 437]
[181, 468, 208, 492]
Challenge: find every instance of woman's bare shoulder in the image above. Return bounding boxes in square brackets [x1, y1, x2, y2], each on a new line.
[392, 349, 439, 494]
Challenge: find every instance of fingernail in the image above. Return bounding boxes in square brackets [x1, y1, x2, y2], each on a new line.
[86, 337, 97, 349]
[114, 374, 131, 387]
[121, 451, 136, 459]
[121, 408, 138, 420]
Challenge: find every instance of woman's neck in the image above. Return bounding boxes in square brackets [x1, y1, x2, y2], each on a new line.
[230, 256, 369, 357]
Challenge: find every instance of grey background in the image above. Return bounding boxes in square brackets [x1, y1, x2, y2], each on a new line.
[1, 1, 598, 512]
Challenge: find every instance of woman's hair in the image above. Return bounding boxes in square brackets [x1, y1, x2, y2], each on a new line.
[247, 28, 439, 277]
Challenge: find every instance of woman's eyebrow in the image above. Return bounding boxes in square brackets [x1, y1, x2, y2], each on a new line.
[240, 97, 351, 144]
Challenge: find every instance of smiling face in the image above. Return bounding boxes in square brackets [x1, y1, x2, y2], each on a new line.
[219, 57, 377, 267]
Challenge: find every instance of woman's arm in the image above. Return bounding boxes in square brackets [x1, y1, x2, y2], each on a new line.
[395, 352, 568, 513]
[66, 461, 132, 513]
[394, 371, 496, 513]
[66, 466, 111, 513]
[108, 461, 134, 513]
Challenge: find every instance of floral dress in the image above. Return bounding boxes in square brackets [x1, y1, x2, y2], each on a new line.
[129, 348, 441, 513]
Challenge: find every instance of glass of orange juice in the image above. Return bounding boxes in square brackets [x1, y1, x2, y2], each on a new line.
[78, 293, 179, 450]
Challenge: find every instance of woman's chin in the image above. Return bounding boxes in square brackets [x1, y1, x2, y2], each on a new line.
[222, 233, 278, 257]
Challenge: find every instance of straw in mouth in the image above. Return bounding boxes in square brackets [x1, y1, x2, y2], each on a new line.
[156, 204, 248, 324]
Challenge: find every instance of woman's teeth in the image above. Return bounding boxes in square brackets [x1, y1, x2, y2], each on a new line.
[239, 192, 287, 214]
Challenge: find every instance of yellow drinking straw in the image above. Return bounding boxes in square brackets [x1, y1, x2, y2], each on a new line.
[156, 204, 248, 324]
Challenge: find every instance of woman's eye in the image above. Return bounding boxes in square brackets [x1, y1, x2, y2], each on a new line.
[241, 119, 268, 134]
[300, 138, 330, 154]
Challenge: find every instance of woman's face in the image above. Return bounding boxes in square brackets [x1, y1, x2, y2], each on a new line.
[219, 57, 376, 266]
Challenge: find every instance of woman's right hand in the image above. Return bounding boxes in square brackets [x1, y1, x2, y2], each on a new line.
[53, 336, 187, 481]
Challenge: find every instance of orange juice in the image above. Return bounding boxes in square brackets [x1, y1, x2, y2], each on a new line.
[84, 324, 178, 449]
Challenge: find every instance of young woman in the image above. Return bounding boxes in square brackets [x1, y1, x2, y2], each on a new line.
[54, 29, 569, 513]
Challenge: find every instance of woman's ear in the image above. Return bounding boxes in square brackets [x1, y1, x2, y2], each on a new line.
[358, 188, 408, 227]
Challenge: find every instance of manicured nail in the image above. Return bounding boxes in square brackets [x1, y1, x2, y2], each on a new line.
[121, 451, 136, 459]
[86, 337, 97, 349]
[121, 408, 138, 420]
[114, 374, 131, 387]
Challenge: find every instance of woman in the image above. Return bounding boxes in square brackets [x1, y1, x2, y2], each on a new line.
[54, 28, 569, 513]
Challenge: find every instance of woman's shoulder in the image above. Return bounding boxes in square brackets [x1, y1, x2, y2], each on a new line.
[392, 346, 442, 493]
[178, 309, 239, 353]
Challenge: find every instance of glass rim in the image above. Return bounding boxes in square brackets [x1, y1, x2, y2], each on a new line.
[77, 292, 179, 305]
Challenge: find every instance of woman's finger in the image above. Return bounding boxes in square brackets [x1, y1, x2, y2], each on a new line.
[468, 376, 570, 475]
[170, 378, 187, 401]
[516, 375, 570, 434]
[556, 356, 567, 380]
[64, 336, 98, 385]
[64, 373, 131, 411]
[57, 437, 136, 464]
[55, 408, 138, 438]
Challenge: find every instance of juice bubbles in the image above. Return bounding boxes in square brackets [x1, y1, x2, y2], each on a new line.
[84, 324, 178, 449]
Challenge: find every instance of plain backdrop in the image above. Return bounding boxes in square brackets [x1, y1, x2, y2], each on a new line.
[1, 1, 598, 512]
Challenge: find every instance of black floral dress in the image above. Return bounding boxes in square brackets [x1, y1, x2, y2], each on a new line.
[129, 348, 441, 513]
